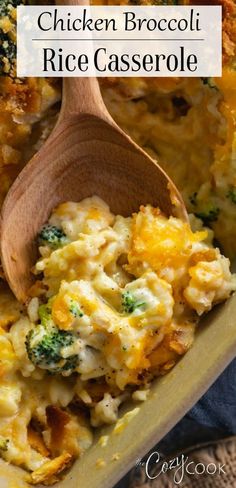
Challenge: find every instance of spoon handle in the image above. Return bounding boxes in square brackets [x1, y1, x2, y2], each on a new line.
[57, 0, 112, 122]
[61, 77, 110, 120]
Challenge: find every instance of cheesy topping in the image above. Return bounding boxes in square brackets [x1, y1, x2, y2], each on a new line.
[0, 196, 234, 483]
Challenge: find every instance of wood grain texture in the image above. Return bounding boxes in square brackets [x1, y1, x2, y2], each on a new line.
[0, 0, 187, 302]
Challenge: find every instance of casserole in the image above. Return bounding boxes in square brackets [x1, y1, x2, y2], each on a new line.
[0, 0, 235, 486]
[0, 292, 236, 487]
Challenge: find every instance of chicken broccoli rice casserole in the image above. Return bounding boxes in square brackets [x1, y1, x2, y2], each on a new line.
[0, 0, 236, 485]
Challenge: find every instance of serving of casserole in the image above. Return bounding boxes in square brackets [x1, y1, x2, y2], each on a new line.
[0, 0, 236, 486]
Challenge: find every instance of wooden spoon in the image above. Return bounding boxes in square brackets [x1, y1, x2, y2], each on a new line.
[0, 2, 187, 303]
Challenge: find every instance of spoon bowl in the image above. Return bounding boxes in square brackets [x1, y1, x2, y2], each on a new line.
[0, 74, 187, 303]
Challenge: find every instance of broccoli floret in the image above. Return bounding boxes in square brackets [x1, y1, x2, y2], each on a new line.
[38, 224, 68, 249]
[0, 0, 24, 77]
[0, 30, 16, 78]
[0, 437, 9, 451]
[227, 188, 236, 205]
[38, 303, 53, 327]
[69, 300, 83, 318]
[189, 192, 198, 206]
[122, 291, 146, 314]
[0, 0, 23, 17]
[0, 36, 15, 63]
[25, 310, 80, 374]
[195, 205, 220, 225]
[201, 78, 218, 90]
